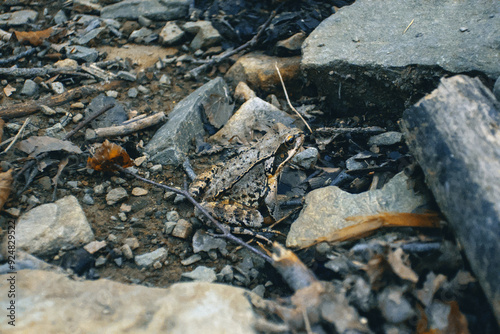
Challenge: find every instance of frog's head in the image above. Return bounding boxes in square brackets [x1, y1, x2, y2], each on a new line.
[268, 124, 305, 176]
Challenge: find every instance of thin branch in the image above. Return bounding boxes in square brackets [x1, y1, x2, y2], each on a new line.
[274, 63, 313, 134]
[115, 165, 274, 264]
[1, 117, 30, 154]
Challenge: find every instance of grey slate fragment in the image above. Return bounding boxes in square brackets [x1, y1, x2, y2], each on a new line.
[64, 45, 99, 63]
[145, 77, 232, 165]
[134, 247, 168, 267]
[76, 27, 105, 45]
[181, 266, 217, 283]
[302, 0, 500, 114]
[101, 0, 189, 21]
[368, 131, 403, 146]
[87, 94, 127, 128]
[0, 10, 38, 26]
[20, 79, 38, 96]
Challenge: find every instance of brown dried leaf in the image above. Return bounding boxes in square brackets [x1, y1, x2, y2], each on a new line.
[387, 247, 419, 283]
[87, 140, 133, 172]
[14, 27, 53, 46]
[17, 136, 82, 157]
[0, 169, 14, 211]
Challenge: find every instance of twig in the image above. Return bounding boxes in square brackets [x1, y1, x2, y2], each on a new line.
[0, 81, 126, 119]
[14, 103, 115, 184]
[403, 19, 414, 34]
[94, 112, 165, 138]
[64, 103, 115, 140]
[274, 63, 313, 134]
[1, 117, 30, 154]
[186, 7, 279, 79]
[0, 48, 38, 66]
[115, 165, 274, 264]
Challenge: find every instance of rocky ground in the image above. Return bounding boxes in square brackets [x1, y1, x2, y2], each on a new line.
[0, 0, 499, 333]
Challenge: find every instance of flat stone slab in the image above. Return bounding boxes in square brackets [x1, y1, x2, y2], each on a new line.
[101, 0, 189, 21]
[145, 77, 232, 165]
[302, 0, 500, 114]
[0, 270, 258, 334]
[8, 195, 94, 256]
[286, 172, 431, 248]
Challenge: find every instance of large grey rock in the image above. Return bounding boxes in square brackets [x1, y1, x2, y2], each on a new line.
[6, 195, 94, 256]
[209, 97, 295, 145]
[286, 172, 431, 248]
[145, 77, 233, 165]
[302, 0, 500, 114]
[101, 0, 189, 21]
[0, 270, 258, 333]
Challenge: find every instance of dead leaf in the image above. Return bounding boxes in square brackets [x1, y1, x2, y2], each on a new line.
[0, 169, 14, 211]
[17, 136, 82, 157]
[87, 140, 133, 172]
[14, 27, 53, 46]
[3, 84, 16, 97]
[387, 248, 419, 283]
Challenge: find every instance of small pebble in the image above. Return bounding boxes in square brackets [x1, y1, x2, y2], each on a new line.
[164, 221, 177, 235]
[181, 254, 202, 266]
[120, 203, 132, 213]
[82, 193, 94, 205]
[128, 87, 138, 98]
[153, 261, 162, 269]
[70, 102, 85, 109]
[132, 187, 148, 196]
[123, 237, 140, 250]
[84, 240, 107, 254]
[150, 164, 162, 173]
[95, 256, 107, 267]
[72, 113, 83, 123]
[118, 212, 127, 221]
[166, 211, 180, 222]
[171, 219, 193, 239]
[107, 234, 118, 243]
[121, 244, 133, 259]
[181, 266, 217, 283]
[106, 90, 119, 98]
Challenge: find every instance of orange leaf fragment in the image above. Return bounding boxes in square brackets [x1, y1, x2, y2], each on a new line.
[0, 169, 14, 211]
[14, 27, 53, 46]
[87, 140, 133, 172]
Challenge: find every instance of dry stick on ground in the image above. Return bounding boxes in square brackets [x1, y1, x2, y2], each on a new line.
[274, 63, 313, 134]
[1, 117, 30, 154]
[0, 66, 95, 80]
[186, 7, 279, 79]
[0, 80, 126, 119]
[115, 165, 274, 264]
[94, 112, 166, 138]
[0, 47, 37, 66]
[14, 103, 115, 188]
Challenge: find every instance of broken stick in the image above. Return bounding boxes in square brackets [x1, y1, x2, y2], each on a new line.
[0, 80, 127, 119]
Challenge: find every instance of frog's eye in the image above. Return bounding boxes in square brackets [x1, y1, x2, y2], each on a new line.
[285, 135, 295, 144]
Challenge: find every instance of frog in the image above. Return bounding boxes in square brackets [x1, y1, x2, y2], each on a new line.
[190, 123, 305, 229]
